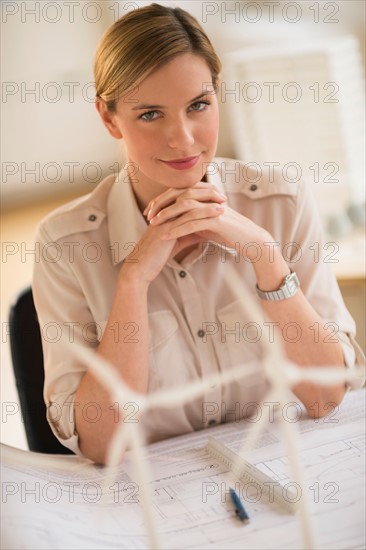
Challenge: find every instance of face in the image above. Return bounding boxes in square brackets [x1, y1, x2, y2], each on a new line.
[98, 53, 220, 203]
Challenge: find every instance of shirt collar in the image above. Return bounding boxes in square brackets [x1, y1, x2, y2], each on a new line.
[107, 161, 228, 266]
[107, 166, 148, 266]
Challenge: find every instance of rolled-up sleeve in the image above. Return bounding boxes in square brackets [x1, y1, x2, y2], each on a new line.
[287, 178, 365, 389]
[32, 224, 95, 456]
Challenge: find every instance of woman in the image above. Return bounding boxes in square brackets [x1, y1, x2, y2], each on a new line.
[33, 3, 364, 463]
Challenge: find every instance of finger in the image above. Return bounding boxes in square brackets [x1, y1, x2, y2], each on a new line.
[161, 205, 224, 240]
[149, 188, 227, 223]
[144, 181, 224, 219]
[149, 199, 196, 225]
[143, 188, 182, 217]
[149, 191, 225, 225]
[176, 187, 227, 204]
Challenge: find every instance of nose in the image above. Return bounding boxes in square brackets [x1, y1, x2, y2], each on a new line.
[166, 116, 195, 150]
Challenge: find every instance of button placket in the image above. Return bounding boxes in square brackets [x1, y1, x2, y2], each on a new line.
[174, 266, 222, 423]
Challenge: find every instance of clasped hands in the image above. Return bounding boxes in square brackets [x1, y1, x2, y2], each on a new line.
[143, 180, 271, 261]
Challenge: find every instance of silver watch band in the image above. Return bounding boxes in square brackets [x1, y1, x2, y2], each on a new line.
[256, 270, 300, 301]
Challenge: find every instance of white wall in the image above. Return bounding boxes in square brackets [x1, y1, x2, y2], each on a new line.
[1, 0, 365, 207]
[1, 0, 117, 207]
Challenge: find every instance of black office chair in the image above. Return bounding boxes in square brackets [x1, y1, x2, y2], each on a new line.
[9, 287, 73, 454]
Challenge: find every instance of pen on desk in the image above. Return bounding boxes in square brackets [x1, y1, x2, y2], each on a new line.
[229, 488, 250, 524]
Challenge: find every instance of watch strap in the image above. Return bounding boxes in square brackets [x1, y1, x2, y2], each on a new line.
[256, 270, 300, 301]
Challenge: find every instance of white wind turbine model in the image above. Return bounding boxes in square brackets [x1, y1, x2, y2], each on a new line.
[73, 272, 361, 550]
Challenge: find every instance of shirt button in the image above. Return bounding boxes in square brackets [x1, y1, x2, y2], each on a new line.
[179, 270, 186, 278]
[197, 329, 205, 338]
[88, 214, 97, 221]
[250, 184, 258, 192]
[208, 419, 217, 426]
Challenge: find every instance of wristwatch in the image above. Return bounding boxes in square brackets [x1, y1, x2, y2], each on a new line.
[256, 270, 300, 301]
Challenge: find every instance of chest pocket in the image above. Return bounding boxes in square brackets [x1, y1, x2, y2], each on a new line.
[148, 309, 197, 390]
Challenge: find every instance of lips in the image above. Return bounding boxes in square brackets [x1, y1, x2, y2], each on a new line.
[160, 154, 201, 171]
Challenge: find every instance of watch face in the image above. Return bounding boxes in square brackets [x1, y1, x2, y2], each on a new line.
[286, 272, 300, 294]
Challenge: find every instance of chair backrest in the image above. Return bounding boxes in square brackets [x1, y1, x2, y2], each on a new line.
[9, 287, 73, 454]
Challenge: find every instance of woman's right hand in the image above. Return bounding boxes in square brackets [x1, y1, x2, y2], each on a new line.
[119, 181, 227, 285]
[119, 221, 197, 285]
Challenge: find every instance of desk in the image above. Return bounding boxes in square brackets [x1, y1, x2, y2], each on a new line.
[331, 228, 366, 354]
[1, 389, 365, 549]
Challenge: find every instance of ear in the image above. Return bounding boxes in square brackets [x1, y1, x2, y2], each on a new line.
[95, 98, 123, 139]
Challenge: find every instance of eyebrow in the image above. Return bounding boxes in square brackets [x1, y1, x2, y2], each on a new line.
[131, 91, 209, 111]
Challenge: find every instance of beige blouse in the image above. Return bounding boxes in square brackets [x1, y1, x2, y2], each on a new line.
[32, 157, 365, 455]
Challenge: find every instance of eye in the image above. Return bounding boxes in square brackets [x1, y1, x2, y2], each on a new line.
[139, 110, 159, 122]
[189, 100, 210, 112]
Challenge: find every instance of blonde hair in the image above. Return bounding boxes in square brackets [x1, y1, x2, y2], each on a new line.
[94, 3, 222, 111]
